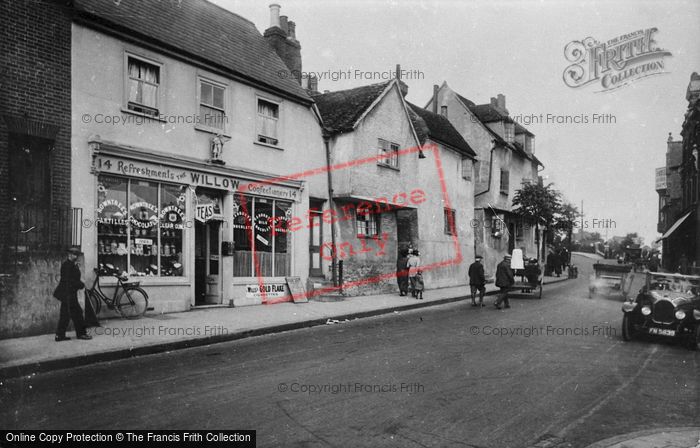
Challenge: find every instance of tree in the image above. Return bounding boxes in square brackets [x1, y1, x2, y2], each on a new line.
[553, 202, 580, 254]
[620, 233, 640, 249]
[512, 183, 562, 260]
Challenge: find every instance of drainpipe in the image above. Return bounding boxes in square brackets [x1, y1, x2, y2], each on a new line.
[323, 129, 338, 287]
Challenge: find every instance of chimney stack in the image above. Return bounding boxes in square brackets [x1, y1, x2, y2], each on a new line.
[491, 94, 508, 115]
[269, 4, 281, 28]
[264, 4, 302, 85]
[433, 85, 439, 113]
[497, 93, 506, 112]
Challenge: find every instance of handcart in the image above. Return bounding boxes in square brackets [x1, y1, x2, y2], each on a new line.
[589, 262, 634, 299]
[509, 260, 544, 299]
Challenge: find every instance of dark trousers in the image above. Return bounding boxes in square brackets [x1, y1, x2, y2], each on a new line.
[56, 294, 87, 337]
[470, 285, 485, 303]
[494, 287, 510, 307]
[397, 273, 409, 294]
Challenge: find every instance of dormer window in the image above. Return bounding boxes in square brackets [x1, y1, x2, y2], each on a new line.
[504, 123, 514, 143]
[526, 136, 535, 153]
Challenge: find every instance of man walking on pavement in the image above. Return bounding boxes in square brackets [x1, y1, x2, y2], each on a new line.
[53, 246, 92, 341]
[494, 253, 514, 310]
[468, 255, 486, 307]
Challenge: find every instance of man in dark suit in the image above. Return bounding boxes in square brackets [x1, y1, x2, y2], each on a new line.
[53, 246, 92, 341]
[468, 255, 486, 307]
[494, 254, 514, 309]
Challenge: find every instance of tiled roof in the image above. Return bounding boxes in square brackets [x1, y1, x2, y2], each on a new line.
[514, 121, 534, 136]
[406, 103, 476, 158]
[456, 93, 475, 109]
[531, 153, 544, 168]
[73, 0, 310, 104]
[469, 104, 514, 123]
[311, 82, 390, 133]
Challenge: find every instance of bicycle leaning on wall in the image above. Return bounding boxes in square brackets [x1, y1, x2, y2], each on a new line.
[86, 265, 149, 319]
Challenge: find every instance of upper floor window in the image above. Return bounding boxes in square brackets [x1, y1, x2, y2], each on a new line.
[440, 105, 448, 118]
[500, 169, 510, 194]
[127, 56, 160, 116]
[504, 123, 514, 143]
[444, 208, 457, 235]
[474, 160, 481, 183]
[526, 136, 535, 153]
[257, 99, 279, 146]
[461, 158, 471, 181]
[378, 138, 399, 168]
[199, 79, 226, 131]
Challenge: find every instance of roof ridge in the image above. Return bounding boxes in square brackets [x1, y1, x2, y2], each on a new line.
[311, 80, 392, 97]
[199, 0, 257, 27]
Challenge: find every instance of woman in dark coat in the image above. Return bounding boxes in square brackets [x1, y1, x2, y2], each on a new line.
[53, 246, 92, 341]
[396, 248, 410, 296]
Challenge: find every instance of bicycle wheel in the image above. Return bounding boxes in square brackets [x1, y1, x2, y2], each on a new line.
[116, 287, 148, 319]
[85, 290, 102, 315]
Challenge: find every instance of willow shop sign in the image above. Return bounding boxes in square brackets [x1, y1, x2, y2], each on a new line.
[94, 155, 300, 201]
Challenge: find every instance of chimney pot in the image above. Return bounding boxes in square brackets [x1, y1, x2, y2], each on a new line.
[269, 4, 281, 28]
[280, 15, 289, 34]
[288, 21, 296, 40]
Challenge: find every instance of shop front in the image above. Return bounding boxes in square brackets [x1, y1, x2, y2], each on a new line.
[87, 140, 305, 313]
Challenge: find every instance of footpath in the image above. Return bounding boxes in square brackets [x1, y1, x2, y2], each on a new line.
[0, 275, 571, 379]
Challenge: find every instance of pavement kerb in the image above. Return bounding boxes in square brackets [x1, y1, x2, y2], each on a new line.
[583, 427, 700, 448]
[0, 277, 570, 379]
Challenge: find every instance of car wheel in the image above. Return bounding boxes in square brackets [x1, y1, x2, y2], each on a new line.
[622, 314, 635, 342]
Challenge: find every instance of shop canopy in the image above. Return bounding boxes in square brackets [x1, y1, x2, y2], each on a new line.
[658, 211, 692, 240]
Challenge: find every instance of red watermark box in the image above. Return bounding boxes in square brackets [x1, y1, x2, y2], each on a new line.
[236, 143, 461, 303]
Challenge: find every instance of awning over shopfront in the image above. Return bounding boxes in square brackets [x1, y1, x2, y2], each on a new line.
[658, 211, 692, 240]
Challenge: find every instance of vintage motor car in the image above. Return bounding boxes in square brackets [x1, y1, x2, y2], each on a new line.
[621, 272, 700, 350]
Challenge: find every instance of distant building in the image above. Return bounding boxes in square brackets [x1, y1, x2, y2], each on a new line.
[656, 133, 684, 270]
[427, 83, 543, 279]
[659, 72, 700, 273]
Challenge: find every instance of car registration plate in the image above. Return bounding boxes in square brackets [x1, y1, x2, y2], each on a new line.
[648, 327, 675, 337]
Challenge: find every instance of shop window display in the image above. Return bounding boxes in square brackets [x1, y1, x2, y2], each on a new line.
[97, 175, 185, 277]
[233, 195, 291, 277]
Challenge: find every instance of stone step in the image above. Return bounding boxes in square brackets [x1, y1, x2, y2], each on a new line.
[307, 277, 346, 302]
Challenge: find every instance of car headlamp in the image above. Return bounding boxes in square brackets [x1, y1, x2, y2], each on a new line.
[641, 306, 651, 316]
[675, 310, 686, 320]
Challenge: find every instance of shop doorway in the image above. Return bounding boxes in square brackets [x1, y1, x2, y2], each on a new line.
[508, 222, 516, 254]
[309, 200, 324, 277]
[195, 220, 221, 305]
[194, 189, 223, 306]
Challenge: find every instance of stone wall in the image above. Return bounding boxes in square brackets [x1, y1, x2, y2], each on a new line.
[0, 253, 83, 339]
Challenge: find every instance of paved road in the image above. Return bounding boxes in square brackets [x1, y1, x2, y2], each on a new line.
[1, 255, 698, 448]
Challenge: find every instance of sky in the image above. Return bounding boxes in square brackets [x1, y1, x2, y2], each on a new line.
[213, 0, 700, 246]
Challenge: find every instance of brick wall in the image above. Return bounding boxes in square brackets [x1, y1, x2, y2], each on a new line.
[0, 0, 72, 252]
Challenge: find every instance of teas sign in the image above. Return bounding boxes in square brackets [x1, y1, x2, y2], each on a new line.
[195, 204, 214, 222]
